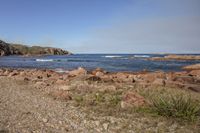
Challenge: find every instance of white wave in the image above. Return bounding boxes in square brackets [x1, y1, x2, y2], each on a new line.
[54, 68, 65, 73]
[134, 55, 150, 58]
[103, 55, 122, 58]
[36, 59, 54, 62]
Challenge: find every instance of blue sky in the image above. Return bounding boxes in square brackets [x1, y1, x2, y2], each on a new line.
[0, 0, 200, 53]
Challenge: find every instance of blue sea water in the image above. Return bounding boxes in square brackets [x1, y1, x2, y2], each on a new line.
[0, 54, 200, 72]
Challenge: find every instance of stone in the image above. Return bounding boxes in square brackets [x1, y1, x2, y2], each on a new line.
[121, 92, 146, 108]
[55, 79, 66, 85]
[51, 90, 72, 101]
[42, 118, 48, 123]
[182, 64, 200, 70]
[68, 67, 87, 76]
[152, 78, 166, 86]
[103, 123, 109, 130]
[86, 76, 101, 81]
[59, 85, 71, 91]
[94, 121, 100, 126]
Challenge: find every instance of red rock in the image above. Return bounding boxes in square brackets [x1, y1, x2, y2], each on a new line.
[68, 67, 87, 76]
[114, 72, 135, 83]
[152, 78, 166, 86]
[184, 84, 200, 92]
[174, 76, 195, 84]
[141, 72, 166, 83]
[55, 79, 66, 85]
[182, 64, 200, 70]
[91, 68, 106, 75]
[8, 70, 19, 77]
[121, 92, 146, 108]
[189, 70, 200, 77]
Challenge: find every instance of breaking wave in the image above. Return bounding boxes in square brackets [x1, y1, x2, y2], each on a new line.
[36, 59, 54, 62]
[133, 55, 150, 58]
[103, 55, 122, 58]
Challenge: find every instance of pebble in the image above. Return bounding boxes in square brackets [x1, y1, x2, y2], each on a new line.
[42, 118, 48, 123]
[94, 121, 100, 126]
[103, 123, 109, 130]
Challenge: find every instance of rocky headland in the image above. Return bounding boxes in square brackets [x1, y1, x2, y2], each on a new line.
[0, 40, 71, 56]
[0, 65, 200, 132]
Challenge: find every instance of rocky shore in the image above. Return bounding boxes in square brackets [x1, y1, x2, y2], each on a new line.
[0, 65, 200, 132]
[0, 40, 71, 56]
[149, 54, 200, 61]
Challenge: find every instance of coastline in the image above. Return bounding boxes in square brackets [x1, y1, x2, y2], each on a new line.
[0, 66, 200, 132]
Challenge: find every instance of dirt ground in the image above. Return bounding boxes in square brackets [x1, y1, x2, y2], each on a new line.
[0, 76, 199, 133]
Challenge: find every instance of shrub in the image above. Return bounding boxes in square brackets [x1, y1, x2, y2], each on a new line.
[152, 95, 200, 121]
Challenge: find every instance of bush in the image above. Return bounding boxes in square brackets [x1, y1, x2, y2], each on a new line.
[152, 95, 200, 121]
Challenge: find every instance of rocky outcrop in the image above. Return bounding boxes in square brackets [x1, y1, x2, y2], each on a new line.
[0, 40, 21, 56]
[1, 66, 200, 93]
[149, 55, 200, 61]
[0, 40, 71, 56]
[182, 64, 200, 70]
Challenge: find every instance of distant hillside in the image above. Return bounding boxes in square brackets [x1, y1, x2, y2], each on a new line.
[0, 40, 71, 56]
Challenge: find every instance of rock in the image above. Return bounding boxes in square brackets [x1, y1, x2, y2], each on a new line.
[55, 79, 66, 85]
[91, 68, 106, 76]
[51, 90, 72, 101]
[152, 78, 166, 86]
[173, 76, 195, 84]
[121, 92, 146, 108]
[24, 77, 30, 81]
[184, 84, 200, 92]
[103, 123, 109, 130]
[165, 81, 185, 88]
[8, 71, 19, 77]
[86, 76, 101, 81]
[114, 72, 135, 83]
[1, 39, 71, 56]
[189, 70, 200, 77]
[141, 72, 166, 83]
[68, 67, 87, 76]
[182, 64, 200, 70]
[149, 55, 200, 61]
[59, 85, 71, 91]
[95, 71, 104, 77]
[42, 118, 48, 123]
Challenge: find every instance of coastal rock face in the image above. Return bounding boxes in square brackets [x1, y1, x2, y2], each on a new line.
[0, 40, 21, 56]
[0, 40, 71, 56]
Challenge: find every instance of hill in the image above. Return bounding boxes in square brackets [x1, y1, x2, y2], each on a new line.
[0, 40, 71, 56]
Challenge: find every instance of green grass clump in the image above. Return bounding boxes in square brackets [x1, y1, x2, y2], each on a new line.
[152, 95, 200, 121]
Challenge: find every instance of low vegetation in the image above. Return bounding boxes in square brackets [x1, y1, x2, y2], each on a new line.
[69, 80, 200, 123]
[152, 95, 200, 121]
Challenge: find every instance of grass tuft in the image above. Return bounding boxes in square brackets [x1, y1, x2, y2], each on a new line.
[152, 94, 200, 121]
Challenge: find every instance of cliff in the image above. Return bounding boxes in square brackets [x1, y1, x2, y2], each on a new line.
[0, 40, 71, 56]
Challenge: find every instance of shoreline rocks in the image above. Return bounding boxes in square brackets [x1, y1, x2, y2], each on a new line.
[1, 64, 200, 93]
[149, 55, 200, 61]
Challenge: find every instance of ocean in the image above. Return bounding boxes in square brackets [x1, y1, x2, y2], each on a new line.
[0, 54, 200, 72]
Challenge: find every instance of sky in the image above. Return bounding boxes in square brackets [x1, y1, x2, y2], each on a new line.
[0, 0, 200, 53]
